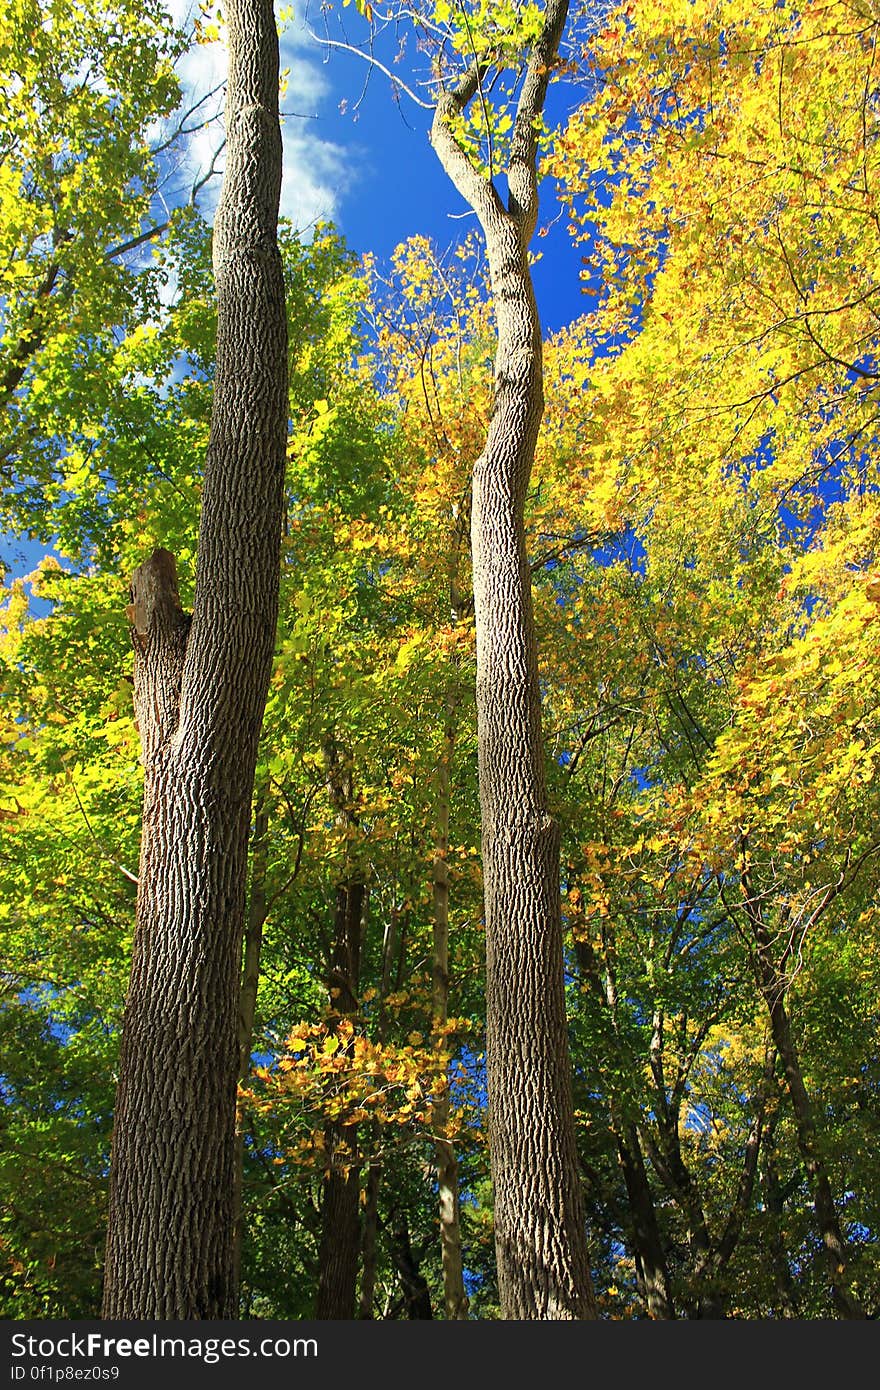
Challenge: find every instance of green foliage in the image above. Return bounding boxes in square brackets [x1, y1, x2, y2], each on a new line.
[2, 0, 880, 1321]
[0, 0, 185, 543]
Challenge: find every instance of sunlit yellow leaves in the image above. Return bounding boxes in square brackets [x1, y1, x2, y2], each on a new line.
[394, 632, 427, 672]
[194, 0, 224, 44]
[242, 1008, 476, 1177]
[552, 0, 880, 568]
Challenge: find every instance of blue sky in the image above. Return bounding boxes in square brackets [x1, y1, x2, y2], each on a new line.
[170, 2, 590, 332]
[302, 51, 589, 335]
[0, 3, 590, 581]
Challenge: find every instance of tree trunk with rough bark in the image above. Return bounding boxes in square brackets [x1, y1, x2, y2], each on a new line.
[102, 0, 287, 1319]
[430, 0, 595, 1320]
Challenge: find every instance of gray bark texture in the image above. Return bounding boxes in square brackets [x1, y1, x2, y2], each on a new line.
[102, 0, 287, 1319]
[430, 0, 595, 1320]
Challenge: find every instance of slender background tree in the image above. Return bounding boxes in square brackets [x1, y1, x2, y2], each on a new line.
[428, 0, 596, 1318]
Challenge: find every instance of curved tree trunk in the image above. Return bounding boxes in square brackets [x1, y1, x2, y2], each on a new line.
[102, 0, 287, 1319]
[431, 0, 595, 1320]
[466, 217, 592, 1320]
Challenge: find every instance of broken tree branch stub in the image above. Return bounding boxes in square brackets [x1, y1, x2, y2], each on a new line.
[126, 548, 190, 760]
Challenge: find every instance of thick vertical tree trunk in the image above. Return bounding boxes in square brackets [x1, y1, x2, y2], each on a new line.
[466, 207, 594, 1326]
[102, 0, 287, 1319]
[431, 0, 595, 1319]
[315, 1112, 362, 1320]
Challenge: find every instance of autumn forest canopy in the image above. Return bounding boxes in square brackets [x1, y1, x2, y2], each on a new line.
[2, 0, 880, 1321]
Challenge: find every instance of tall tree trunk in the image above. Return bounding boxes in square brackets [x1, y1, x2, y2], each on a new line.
[102, 0, 287, 1319]
[315, 742, 364, 1319]
[386, 1215, 434, 1319]
[315, 1099, 362, 1320]
[430, 0, 595, 1320]
[614, 1121, 674, 1319]
[431, 691, 470, 1320]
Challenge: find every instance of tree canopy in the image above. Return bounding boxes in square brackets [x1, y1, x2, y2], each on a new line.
[1, 0, 879, 1319]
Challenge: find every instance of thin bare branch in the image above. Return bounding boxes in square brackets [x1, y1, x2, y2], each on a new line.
[303, 27, 435, 108]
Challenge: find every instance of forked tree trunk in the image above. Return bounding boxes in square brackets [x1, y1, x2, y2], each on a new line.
[102, 0, 287, 1319]
[431, 0, 595, 1319]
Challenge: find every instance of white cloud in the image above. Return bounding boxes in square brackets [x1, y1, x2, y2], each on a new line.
[152, 1, 354, 232]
